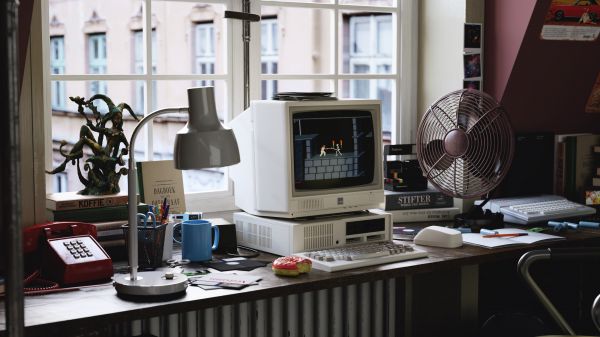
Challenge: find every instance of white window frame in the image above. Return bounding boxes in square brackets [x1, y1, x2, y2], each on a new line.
[42, 0, 417, 212]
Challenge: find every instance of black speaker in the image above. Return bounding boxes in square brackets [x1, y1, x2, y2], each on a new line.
[212, 223, 238, 255]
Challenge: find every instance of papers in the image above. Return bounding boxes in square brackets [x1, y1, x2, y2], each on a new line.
[189, 273, 262, 290]
[462, 228, 564, 249]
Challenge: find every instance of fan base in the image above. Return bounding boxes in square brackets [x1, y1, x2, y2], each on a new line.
[454, 208, 504, 233]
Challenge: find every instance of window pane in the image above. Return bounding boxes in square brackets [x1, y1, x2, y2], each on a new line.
[48, 0, 142, 74]
[49, 80, 145, 193]
[153, 80, 229, 193]
[341, 12, 394, 74]
[152, 1, 226, 75]
[340, 79, 394, 144]
[261, 7, 333, 75]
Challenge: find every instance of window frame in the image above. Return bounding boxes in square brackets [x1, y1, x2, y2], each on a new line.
[41, 0, 418, 212]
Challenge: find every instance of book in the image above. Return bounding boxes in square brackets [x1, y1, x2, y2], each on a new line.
[594, 177, 600, 187]
[563, 134, 600, 202]
[585, 190, 600, 205]
[137, 160, 186, 214]
[93, 220, 128, 241]
[384, 187, 454, 211]
[462, 228, 564, 249]
[46, 203, 150, 222]
[46, 191, 134, 211]
[387, 207, 460, 223]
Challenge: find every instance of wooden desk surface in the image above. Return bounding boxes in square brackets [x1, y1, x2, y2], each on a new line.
[3, 227, 600, 336]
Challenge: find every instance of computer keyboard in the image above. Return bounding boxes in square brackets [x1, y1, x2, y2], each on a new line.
[481, 195, 597, 225]
[294, 241, 427, 272]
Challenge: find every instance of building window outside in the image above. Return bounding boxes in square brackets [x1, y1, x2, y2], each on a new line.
[194, 22, 215, 87]
[133, 29, 157, 114]
[261, 17, 278, 100]
[50, 35, 66, 110]
[88, 33, 107, 95]
[348, 14, 393, 136]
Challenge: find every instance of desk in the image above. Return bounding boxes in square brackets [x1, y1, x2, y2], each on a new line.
[2, 227, 600, 337]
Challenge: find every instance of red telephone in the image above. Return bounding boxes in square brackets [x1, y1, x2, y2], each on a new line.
[23, 222, 113, 294]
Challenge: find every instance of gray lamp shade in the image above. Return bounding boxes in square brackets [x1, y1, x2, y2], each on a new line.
[174, 87, 240, 170]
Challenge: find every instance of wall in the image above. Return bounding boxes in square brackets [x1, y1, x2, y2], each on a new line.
[417, 0, 465, 121]
[487, 0, 600, 133]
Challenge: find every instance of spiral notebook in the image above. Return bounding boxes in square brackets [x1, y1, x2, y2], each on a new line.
[462, 228, 564, 249]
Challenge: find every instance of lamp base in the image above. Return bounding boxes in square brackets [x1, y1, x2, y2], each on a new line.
[114, 271, 188, 298]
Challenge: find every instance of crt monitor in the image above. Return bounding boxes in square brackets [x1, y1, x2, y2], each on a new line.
[230, 99, 384, 218]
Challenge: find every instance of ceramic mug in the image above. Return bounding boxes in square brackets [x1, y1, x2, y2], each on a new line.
[173, 219, 220, 261]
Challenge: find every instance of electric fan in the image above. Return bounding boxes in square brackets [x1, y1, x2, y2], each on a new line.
[416, 89, 514, 229]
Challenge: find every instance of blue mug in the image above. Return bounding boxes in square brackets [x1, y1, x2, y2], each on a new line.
[173, 220, 220, 262]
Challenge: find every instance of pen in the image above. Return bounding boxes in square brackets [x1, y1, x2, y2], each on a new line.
[482, 233, 528, 238]
[579, 221, 600, 229]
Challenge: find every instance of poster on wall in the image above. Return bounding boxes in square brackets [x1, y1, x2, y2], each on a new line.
[585, 72, 600, 113]
[540, 0, 600, 41]
[463, 53, 482, 79]
[463, 80, 481, 90]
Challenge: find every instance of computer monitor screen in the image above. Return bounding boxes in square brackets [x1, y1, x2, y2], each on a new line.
[292, 110, 375, 190]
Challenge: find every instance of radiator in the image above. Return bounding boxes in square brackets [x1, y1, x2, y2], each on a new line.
[107, 279, 398, 337]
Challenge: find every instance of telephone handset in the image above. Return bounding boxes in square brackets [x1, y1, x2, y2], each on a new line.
[23, 222, 113, 294]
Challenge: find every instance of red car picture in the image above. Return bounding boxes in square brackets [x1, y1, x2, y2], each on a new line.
[549, 0, 600, 22]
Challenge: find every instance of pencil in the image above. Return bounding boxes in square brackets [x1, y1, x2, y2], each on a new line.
[482, 233, 528, 238]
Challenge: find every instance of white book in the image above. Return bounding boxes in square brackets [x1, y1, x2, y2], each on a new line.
[462, 228, 564, 249]
[387, 207, 460, 223]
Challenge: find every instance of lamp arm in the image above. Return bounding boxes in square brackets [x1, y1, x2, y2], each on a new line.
[127, 107, 187, 281]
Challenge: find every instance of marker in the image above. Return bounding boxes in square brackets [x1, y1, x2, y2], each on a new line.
[483, 233, 528, 238]
[579, 221, 600, 229]
[479, 229, 498, 235]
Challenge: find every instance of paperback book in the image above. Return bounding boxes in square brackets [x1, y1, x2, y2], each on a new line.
[388, 207, 460, 223]
[46, 191, 135, 211]
[46, 203, 150, 222]
[137, 160, 186, 214]
[384, 187, 454, 210]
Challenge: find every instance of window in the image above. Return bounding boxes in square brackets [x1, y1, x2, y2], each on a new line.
[133, 29, 157, 113]
[87, 33, 107, 95]
[50, 35, 65, 110]
[194, 22, 215, 87]
[260, 17, 278, 100]
[44, 0, 412, 211]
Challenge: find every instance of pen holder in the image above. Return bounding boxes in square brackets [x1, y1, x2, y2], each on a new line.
[122, 223, 166, 270]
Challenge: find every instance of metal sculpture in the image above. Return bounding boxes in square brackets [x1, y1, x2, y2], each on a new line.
[46, 94, 140, 195]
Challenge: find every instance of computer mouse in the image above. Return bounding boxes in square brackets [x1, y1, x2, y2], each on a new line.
[413, 225, 463, 248]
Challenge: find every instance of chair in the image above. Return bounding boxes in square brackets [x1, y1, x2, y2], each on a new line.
[518, 248, 600, 337]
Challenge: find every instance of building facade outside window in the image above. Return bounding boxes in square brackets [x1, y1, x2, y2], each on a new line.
[133, 29, 157, 114]
[194, 22, 215, 87]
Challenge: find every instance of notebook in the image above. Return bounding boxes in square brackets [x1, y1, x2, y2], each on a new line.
[462, 228, 564, 249]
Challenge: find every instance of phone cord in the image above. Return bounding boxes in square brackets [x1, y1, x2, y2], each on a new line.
[24, 270, 60, 295]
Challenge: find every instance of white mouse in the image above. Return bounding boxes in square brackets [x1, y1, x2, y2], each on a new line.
[413, 225, 463, 248]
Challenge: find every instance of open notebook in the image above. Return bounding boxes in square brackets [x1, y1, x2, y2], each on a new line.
[462, 228, 565, 249]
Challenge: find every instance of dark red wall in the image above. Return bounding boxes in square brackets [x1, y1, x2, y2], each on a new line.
[485, 0, 600, 133]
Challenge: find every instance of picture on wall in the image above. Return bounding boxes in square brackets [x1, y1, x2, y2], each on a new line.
[585, 71, 600, 113]
[464, 23, 482, 50]
[463, 80, 481, 91]
[541, 0, 600, 41]
[463, 53, 481, 79]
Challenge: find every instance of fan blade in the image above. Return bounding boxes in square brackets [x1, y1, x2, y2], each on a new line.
[465, 105, 502, 136]
[421, 139, 453, 171]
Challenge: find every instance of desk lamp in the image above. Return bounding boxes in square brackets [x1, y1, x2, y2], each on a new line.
[114, 87, 240, 298]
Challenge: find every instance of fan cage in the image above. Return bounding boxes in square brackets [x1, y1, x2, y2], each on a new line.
[416, 89, 514, 199]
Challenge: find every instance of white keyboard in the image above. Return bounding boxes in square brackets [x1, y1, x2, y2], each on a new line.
[482, 195, 597, 225]
[295, 241, 427, 272]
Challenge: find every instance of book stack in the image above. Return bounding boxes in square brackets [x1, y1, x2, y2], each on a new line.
[45, 191, 147, 250]
[383, 186, 458, 223]
[555, 134, 600, 203]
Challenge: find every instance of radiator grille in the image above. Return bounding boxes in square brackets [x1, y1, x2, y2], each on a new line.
[109, 279, 396, 337]
[303, 223, 334, 250]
